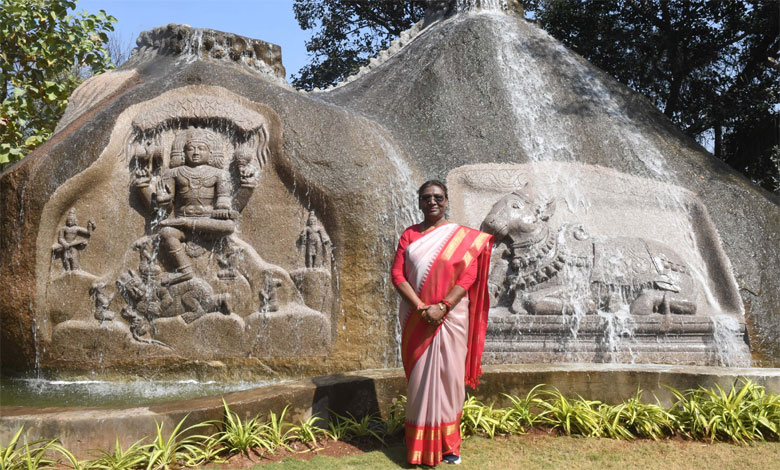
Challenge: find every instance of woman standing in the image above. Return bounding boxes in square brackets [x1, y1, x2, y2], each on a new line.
[391, 180, 493, 466]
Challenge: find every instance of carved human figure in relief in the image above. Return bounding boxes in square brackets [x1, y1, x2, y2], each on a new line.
[259, 277, 282, 312]
[90, 281, 115, 323]
[132, 235, 162, 277]
[52, 208, 96, 271]
[140, 127, 236, 285]
[297, 211, 331, 268]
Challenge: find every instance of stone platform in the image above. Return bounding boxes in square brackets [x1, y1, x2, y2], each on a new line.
[484, 313, 750, 365]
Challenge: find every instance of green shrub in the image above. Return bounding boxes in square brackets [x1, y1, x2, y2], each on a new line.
[88, 437, 150, 470]
[0, 427, 59, 470]
[215, 399, 270, 455]
[669, 380, 779, 443]
[533, 389, 603, 437]
[143, 416, 210, 470]
[599, 389, 675, 440]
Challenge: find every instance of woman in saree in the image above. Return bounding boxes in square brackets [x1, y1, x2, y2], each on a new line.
[391, 180, 493, 466]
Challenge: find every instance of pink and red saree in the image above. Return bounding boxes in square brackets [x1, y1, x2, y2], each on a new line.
[395, 223, 492, 466]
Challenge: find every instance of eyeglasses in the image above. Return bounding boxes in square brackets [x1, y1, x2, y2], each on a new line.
[419, 195, 446, 203]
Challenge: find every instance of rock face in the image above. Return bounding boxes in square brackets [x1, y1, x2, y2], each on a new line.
[1, 7, 778, 379]
[450, 163, 750, 366]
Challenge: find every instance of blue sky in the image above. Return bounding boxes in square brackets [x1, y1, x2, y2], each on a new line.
[76, 0, 312, 82]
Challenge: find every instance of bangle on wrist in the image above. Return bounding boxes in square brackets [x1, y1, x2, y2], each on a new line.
[441, 299, 453, 311]
[438, 302, 447, 313]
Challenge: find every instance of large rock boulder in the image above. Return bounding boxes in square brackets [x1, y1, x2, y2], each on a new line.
[1, 7, 777, 379]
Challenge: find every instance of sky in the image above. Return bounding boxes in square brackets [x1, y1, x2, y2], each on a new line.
[76, 0, 312, 82]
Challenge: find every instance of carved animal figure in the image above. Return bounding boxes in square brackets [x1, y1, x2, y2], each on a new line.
[480, 185, 697, 316]
[116, 270, 231, 343]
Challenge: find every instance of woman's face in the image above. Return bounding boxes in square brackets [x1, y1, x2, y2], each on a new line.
[419, 185, 448, 221]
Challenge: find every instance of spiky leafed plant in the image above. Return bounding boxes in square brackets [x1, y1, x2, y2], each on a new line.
[533, 389, 603, 437]
[383, 395, 407, 436]
[289, 415, 328, 451]
[599, 389, 675, 440]
[215, 399, 272, 456]
[88, 437, 151, 470]
[260, 405, 297, 453]
[0, 427, 59, 470]
[460, 396, 503, 438]
[327, 411, 388, 444]
[670, 380, 780, 443]
[143, 416, 210, 470]
[502, 384, 547, 434]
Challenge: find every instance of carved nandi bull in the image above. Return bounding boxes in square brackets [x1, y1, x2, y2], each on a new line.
[480, 185, 697, 316]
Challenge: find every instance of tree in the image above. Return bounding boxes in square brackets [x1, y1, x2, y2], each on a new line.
[291, 0, 426, 90]
[292, 0, 779, 193]
[1, 0, 116, 170]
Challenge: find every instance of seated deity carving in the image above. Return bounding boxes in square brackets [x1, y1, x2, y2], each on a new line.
[133, 127, 237, 286]
[480, 185, 697, 316]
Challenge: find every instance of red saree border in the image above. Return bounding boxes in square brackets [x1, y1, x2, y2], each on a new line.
[405, 415, 462, 466]
[400, 226, 493, 386]
[464, 231, 493, 388]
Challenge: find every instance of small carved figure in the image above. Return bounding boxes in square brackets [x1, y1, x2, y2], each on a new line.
[234, 134, 263, 187]
[297, 211, 331, 268]
[216, 240, 243, 280]
[481, 185, 697, 316]
[120, 305, 169, 348]
[116, 269, 232, 334]
[132, 235, 162, 277]
[51, 208, 96, 271]
[259, 277, 283, 312]
[134, 127, 237, 286]
[130, 136, 163, 184]
[89, 281, 115, 323]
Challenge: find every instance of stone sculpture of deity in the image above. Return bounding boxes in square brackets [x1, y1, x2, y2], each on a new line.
[134, 127, 237, 285]
[297, 211, 331, 269]
[51, 208, 96, 271]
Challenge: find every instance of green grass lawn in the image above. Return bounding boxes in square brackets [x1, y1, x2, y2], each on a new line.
[238, 433, 780, 469]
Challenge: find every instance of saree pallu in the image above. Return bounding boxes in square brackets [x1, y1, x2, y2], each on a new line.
[399, 224, 493, 466]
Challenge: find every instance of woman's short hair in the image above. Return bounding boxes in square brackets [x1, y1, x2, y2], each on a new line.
[418, 180, 448, 200]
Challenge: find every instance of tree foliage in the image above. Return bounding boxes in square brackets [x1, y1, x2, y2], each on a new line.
[291, 0, 426, 90]
[1, 0, 116, 169]
[292, 0, 779, 193]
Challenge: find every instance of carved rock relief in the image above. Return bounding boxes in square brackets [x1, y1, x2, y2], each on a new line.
[480, 185, 697, 316]
[40, 87, 333, 360]
[447, 162, 749, 365]
[291, 211, 333, 313]
[51, 208, 95, 272]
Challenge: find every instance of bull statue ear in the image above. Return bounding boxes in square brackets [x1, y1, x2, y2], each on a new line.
[537, 197, 556, 221]
[511, 182, 529, 198]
